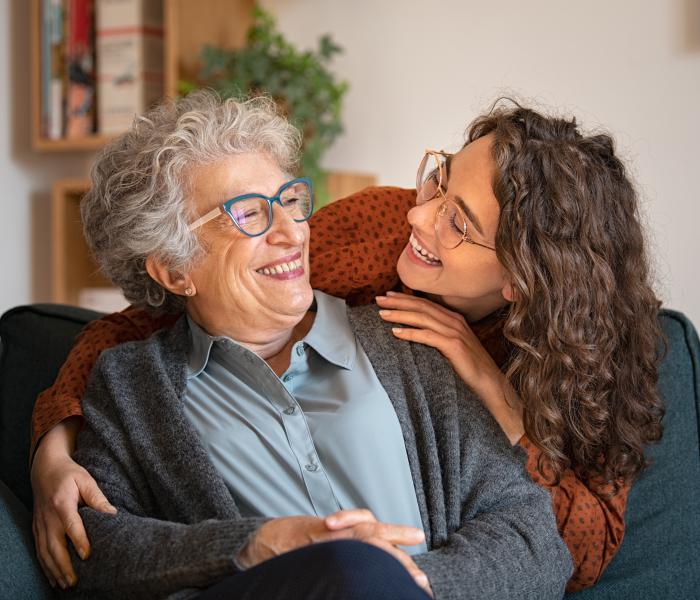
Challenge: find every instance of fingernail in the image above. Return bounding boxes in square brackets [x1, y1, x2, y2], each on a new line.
[326, 517, 337, 526]
[392, 327, 403, 333]
[417, 574, 428, 585]
[378, 310, 390, 316]
[78, 547, 87, 560]
[375, 295, 386, 300]
[59, 578, 67, 590]
[386, 291, 397, 296]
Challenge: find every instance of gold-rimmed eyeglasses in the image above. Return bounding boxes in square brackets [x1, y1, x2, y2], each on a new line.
[416, 149, 496, 252]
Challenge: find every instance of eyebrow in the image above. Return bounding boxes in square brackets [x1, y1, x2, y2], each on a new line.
[453, 195, 484, 236]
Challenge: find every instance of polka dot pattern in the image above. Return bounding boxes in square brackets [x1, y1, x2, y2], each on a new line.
[31, 185, 628, 591]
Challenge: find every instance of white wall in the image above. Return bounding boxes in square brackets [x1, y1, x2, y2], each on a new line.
[262, 0, 700, 326]
[2, 0, 699, 326]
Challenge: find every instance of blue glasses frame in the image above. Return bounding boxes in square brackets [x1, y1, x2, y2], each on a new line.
[188, 177, 314, 236]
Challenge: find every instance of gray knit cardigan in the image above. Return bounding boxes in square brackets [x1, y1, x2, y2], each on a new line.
[68, 304, 572, 600]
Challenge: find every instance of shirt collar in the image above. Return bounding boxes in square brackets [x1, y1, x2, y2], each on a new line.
[303, 290, 357, 370]
[186, 289, 356, 378]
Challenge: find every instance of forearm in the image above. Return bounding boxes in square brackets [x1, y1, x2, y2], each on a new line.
[73, 508, 268, 599]
[32, 416, 82, 467]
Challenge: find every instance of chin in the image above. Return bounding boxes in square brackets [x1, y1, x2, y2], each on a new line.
[289, 284, 314, 313]
[396, 253, 430, 294]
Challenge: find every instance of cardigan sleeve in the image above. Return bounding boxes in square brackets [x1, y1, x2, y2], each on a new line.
[518, 435, 629, 592]
[30, 307, 176, 459]
[411, 385, 573, 599]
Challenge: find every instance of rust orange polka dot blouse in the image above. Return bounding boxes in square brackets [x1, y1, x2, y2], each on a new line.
[31, 186, 629, 592]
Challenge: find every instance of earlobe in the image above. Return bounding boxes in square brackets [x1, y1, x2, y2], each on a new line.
[145, 255, 195, 297]
[501, 279, 516, 303]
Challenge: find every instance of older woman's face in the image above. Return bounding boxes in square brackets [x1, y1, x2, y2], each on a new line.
[186, 153, 313, 337]
[396, 135, 511, 321]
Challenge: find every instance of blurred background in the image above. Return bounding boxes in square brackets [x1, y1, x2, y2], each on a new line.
[1, 0, 699, 325]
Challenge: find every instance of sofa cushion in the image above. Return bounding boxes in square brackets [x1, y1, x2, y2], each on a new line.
[567, 309, 700, 598]
[0, 304, 102, 510]
[0, 479, 54, 599]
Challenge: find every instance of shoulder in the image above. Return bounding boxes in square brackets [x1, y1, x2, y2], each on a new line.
[89, 315, 189, 394]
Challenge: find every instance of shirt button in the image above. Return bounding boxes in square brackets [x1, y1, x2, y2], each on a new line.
[283, 406, 296, 415]
[282, 374, 293, 382]
[305, 463, 318, 472]
[296, 344, 305, 357]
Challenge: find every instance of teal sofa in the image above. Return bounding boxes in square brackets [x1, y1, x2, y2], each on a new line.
[1, 304, 699, 598]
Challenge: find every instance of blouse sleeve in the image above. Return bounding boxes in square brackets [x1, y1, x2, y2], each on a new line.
[518, 435, 630, 592]
[30, 307, 176, 459]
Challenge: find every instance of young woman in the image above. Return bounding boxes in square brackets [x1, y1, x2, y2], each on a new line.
[30, 102, 663, 593]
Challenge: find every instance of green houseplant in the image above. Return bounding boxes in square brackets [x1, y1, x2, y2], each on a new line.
[182, 6, 348, 208]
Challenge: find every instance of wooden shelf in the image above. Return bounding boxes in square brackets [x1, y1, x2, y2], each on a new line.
[31, 0, 254, 152]
[51, 179, 112, 305]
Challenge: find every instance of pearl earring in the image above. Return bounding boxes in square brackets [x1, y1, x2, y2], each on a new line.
[184, 287, 194, 296]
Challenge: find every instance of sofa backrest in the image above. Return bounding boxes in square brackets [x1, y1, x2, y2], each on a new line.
[0, 304, 101, 509]
[1, 304, 699, 598]
[565, 309, 700, 598]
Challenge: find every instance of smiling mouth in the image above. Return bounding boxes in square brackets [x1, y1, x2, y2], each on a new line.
[255, 252, 304, 277]
[408, 233, 442, 266]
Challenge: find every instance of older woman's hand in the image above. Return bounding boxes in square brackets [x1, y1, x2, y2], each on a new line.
[30, 418, 117, 589]
[376, 291, 524, 444]
[237, 511, 431, 596]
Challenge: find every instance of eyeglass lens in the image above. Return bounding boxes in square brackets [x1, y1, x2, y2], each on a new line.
[416, 152, 446, 205]
[226, 180, 312, 236]
[436, 200, 469, 249]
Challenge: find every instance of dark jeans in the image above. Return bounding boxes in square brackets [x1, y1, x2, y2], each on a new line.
[197, 539, 432, 600]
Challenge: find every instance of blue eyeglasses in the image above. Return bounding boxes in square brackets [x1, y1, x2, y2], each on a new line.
[188, 177, 314, 237]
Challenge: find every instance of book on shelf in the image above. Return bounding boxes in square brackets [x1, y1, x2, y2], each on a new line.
[41, 0, 98, 140]
[65, 0, 96, 138]
[96, 0, 164, 135]
[47, 0, 64, 139]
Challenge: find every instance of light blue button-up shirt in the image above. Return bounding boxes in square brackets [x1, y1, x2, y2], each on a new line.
[184, 290, 427, 554]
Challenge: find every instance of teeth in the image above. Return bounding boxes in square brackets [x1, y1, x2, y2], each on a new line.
[256, 258, 303, 275]
[409, 234, 441, 264]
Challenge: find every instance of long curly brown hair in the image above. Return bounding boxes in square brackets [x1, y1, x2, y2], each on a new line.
[467, 102, 665, 489]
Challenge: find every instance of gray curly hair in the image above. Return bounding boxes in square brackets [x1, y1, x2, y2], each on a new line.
[81, 89, 302, 314]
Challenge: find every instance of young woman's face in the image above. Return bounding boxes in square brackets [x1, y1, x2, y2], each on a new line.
[396, 135, 512, 321]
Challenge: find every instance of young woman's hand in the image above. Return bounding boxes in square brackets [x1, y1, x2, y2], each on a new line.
[30, 418, 117, 589]
[376, 292, 524, 444]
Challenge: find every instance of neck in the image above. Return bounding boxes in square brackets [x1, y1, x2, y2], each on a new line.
[187, 308, 316, 377]
[429, 291, 508, 323]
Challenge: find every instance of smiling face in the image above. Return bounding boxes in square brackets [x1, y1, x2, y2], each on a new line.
[396, 135, 512, 321]
[184, 153, 313, 341]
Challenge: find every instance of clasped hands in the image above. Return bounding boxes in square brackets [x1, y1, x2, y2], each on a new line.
[238, 509, 432, 596]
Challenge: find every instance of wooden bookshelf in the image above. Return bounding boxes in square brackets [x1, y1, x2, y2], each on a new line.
[31, 0, 254, 152]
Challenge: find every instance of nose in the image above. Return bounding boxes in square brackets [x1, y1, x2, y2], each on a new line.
[265, 203, 306, 245]
[407, 198, 438, 238]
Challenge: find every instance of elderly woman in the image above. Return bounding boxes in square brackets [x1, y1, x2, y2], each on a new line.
[38, 90, 570, 599]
